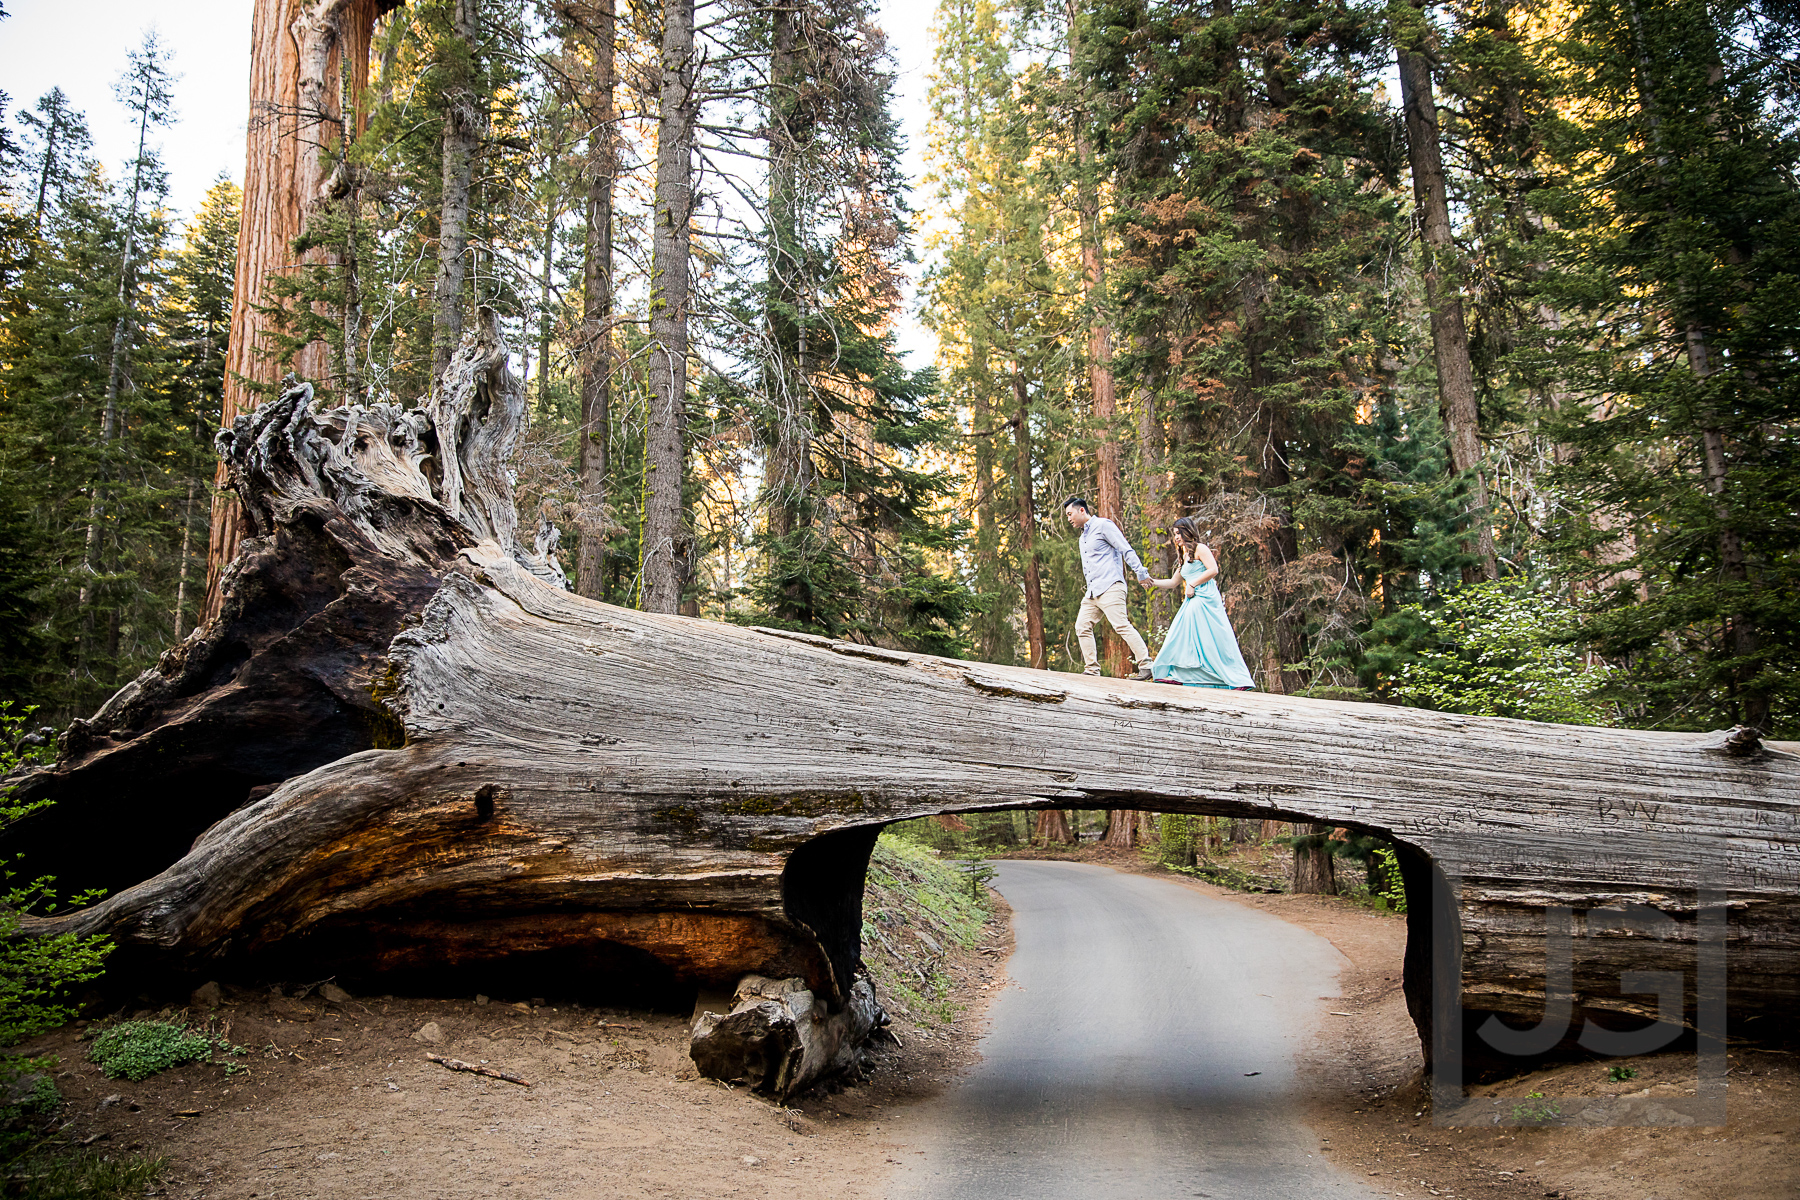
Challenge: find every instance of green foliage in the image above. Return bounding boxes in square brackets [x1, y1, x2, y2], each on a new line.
[1372, 846, 1407, 914]
[0, 705, 111, 1049]
[862, 834, 991, 1027]
[86, 1020, 214, 1081]
[952, 846, 996, 900]
[5, 1148, 166, 1200]
[1509, 1091, 1562, 1125]
[1390, 582, 1615, 725]
[1607, 1064, 1638, 1083]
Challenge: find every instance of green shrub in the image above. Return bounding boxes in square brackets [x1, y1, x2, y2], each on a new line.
[87, 1021, 214, 1081]
[1, 703, 113, 1047]
[1390, 583, 1616, 726]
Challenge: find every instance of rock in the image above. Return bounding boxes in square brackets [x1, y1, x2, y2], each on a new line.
[510, 1002, 531, 1013]
[529, 997, 546, 1008]
[474, 994, 490, 1006]
[99, 1094, 122, 1108]
[189, 981, 223, 1009]
[318, 983, 352, 1004]
[411, 1022, 444, 1044]
[741, 1156, 761, 1167]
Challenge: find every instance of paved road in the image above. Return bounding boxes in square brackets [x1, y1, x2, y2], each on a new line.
[886, 860, 1383, 1200]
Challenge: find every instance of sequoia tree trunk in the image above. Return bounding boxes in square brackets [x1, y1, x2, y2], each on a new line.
[204, 0, 395, 622]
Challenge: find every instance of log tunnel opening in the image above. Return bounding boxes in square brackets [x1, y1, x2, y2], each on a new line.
[779, 808, 1445, 1061]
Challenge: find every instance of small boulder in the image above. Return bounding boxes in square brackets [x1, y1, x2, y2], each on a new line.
[189, 981, 223, 1009]
[411, 1021, 445, 1044]
[318, 983, 352, 1005]
[474, 994, 490, 1006]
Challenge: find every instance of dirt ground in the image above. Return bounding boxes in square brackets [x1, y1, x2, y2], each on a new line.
[15, 894, 1013, 1200]
[16, 852, 1795, 1200]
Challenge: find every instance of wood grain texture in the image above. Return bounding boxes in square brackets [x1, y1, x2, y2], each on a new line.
[18, 319, 1797, 1064]
[24, 540, 1798, 1042]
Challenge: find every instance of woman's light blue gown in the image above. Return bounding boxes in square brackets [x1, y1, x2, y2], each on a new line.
[1151, 561, 1256, 689]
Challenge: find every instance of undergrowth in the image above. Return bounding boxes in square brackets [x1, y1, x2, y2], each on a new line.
[861, 835, 990, 1028]
[87, 1020, 244, 1081]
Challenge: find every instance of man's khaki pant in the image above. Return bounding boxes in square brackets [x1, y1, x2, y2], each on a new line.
[1076, 582, 1151, 672]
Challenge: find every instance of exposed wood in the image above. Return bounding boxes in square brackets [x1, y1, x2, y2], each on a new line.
[1, 317, 559, 906]
[12, 324, 1798, 1079]
[426, 1053, 530, 1086]
[205, 0, 398, 622]
[689, 974, 881, 1099]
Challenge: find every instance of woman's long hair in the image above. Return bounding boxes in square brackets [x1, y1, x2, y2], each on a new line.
[1172, 516, 1205, 563]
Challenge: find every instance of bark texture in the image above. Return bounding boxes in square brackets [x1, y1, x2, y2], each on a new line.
[641, 0, 697, 614]
[12, 336, 1798, 1070]
[1396, 24, 1499, 583]
[431, 0, 481, 385]
[574, 0, 616, 599]
[205, 0, 397, 621]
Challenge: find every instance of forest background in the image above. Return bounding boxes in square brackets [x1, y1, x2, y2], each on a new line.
[2, 0, 1796, 770]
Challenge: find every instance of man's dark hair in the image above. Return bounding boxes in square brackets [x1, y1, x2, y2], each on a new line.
[1062, 497, 1090, 513]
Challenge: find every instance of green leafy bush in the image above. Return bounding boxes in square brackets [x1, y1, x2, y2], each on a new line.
[0, 703, 112, 1047]
[87, 1021, 215, 1081]
[1372, 846, 1408, 914]
[1390, 583, 1616, 726]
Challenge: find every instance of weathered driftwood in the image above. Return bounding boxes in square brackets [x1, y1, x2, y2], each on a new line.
[11, 320, 1798, 1083]
[689, 974, 883, 1098]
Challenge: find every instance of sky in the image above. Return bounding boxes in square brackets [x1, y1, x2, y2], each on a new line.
[1, 0, 941, 367]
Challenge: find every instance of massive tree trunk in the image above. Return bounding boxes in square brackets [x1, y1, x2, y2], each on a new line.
[431, 0, 481, 386]
[11, 335, 1798, 1090]
[1291, 823, 1338, 894]
[574, 0, 616, 600]
[641, 0, 697, 615]
[1396, 13, 1499, 584]
[205, 0, 396, 622]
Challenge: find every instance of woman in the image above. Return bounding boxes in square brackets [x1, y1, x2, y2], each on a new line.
[1148, 517, 1256, 690]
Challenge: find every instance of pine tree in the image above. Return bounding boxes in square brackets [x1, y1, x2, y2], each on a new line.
[1532, 0, 1800, 735]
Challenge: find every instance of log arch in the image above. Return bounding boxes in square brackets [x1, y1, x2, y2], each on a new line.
[11, 347, 1797, 1079]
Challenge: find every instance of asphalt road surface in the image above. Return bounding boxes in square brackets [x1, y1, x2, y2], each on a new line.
[886, 860, 1384, 1200]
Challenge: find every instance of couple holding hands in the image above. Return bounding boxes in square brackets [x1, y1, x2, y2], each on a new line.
[1064, 497, 1256, 691]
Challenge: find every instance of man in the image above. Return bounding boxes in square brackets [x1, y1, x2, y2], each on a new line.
[1064, 497, 1155, 681]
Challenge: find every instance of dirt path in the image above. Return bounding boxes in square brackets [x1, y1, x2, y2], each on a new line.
[20, 894, 1014, 1200]
[18, 851, 1795, 1200]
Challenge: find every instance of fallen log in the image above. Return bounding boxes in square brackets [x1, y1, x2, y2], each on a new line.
[9, 325, 1796, 1086]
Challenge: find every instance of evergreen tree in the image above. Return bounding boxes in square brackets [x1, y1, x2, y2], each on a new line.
[1533, 0, 1800, 735]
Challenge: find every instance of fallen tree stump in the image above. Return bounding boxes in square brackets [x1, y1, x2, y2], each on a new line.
[689, 974, 883, 1099]
[8, 324, 1796, 1085]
